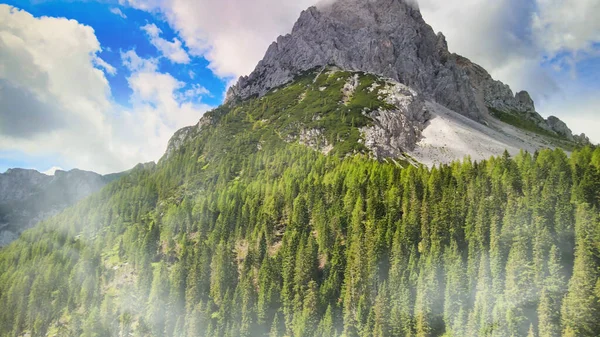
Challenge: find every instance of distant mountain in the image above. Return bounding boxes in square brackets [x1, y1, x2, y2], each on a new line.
[0, 168, 122, 246]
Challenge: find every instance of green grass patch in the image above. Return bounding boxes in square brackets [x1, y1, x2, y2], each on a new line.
[210, 68, 397, 157]
[489, 107, 563, 139]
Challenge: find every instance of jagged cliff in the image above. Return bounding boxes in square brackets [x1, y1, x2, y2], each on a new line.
[227, 0, 482, 120]
[226, 0, 584, 142]
[160, 0, 594, 171]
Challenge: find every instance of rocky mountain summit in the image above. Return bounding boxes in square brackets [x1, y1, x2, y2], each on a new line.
[227, 0, 480, 119]
[0, 168, 121, 246]
[226, 0, 585, 143]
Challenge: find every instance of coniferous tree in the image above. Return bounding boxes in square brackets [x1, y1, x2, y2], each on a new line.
[561, 205, 600, 336]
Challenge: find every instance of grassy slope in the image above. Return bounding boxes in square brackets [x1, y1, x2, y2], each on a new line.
[488, 107, 580, 151]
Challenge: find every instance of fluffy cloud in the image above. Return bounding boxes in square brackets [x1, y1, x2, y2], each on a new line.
[122, 0, 318, 78]
[113, 50, 210, 165]
[0, 5, 210, 174]
[141, 23, 190, 64]
[532, 0, 600, 54]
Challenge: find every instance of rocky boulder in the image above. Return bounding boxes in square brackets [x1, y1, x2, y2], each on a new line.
[546, 116, 574, 141]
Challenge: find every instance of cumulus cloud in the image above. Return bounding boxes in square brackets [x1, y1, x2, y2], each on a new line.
[121, 49, 159, 72]
[0, 5, 211, 174]
[532, 0, 600, 55]
[114, 50, 210, 164]
[0, 79, 67, 138]
[122, 0, 319, 78]
[141, 23, 190, 64]
[94, 56, 118, 75]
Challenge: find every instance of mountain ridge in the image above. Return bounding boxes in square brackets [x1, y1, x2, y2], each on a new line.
[0, 167, 124, 246]
[224, 0, 587, 146]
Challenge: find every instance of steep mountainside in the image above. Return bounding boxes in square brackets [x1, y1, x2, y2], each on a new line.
[0, 168, 122, 246]
[227, 0, 588, 150]
[0, 0, 599, 337]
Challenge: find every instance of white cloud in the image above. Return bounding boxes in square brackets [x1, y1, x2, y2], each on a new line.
[121, 49, 159, 72]
[110, 7, 127, 19]
[122, 0, 318, 78]
[532, 0, 600, 55]
[0, 6, 211, 174]
[94, 55, 117, 75]
[116, 50, 211, 164]
[141, 23, 190, 64]
[179, 83, 210, 100]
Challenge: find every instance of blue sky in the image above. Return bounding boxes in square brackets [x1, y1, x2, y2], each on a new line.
[0, 0, 230, 174]
[2, 0, 226, 108]
[0, 0, 598, 174]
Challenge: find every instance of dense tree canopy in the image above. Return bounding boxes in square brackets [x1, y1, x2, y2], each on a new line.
[0, 72, 598, 337]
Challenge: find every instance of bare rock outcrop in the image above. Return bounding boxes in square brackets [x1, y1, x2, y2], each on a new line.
[226, 0, 482, 120]
[361, 81, 430, 158]
[546, 116, 574, 141]
[162, 115, 213, 161]
[515, 91, 535, 112]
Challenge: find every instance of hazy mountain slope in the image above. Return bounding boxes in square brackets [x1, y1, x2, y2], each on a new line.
[0, 67, 599, 335]
[0, 168, 122, 246]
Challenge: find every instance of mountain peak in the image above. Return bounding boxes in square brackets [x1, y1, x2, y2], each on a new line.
[226, 0, 482, 119]
[226, 0, 576, 135]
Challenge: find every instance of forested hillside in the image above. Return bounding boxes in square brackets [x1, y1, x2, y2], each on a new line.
[0, 71, 599, 337]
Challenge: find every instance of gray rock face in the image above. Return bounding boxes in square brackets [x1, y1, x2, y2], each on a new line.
[361, 81, 430, 158]
[0, 169, 48, 204]
[515, 91, 535, 112]
[227, 0, 483, 120]
[453, 55, 537, 115]
[298, 128, 333, 155]
[546, 116, 574, 141]
[0, 168, 119, 246]
[162, 115, 213, 161]
[223, 0, 587, 147]
[574, 133, 591, 145]
[454, 55, 580, 137]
